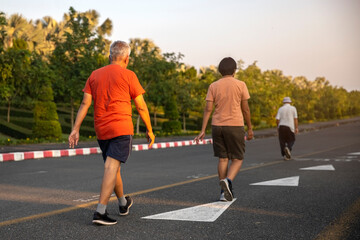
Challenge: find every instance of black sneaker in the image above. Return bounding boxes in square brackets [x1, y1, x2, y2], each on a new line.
[219, 179, 233, 201]
[284, 147, 291, 160]
[119, 196, 133, 216]
[92, 211, 117, 225]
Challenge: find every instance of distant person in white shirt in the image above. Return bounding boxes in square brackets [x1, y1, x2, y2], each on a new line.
[276, 97, 298, 160]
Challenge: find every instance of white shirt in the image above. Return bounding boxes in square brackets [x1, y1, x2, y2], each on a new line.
[276, 103, 298, 132]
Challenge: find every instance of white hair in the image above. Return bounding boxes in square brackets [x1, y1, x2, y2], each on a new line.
[109, 41, 131, 60]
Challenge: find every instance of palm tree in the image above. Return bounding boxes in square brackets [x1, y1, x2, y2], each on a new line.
[3, 14, 32, 49]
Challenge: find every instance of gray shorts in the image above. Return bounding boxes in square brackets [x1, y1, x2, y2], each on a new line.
[212, 126, 245, 160]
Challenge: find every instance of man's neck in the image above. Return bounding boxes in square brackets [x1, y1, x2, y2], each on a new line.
[110, 60, 127, 68]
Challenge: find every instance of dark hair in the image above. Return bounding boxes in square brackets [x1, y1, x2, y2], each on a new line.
[218, 57, 237, 76]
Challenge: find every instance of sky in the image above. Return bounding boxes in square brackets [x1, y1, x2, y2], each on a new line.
[1, 0, 359, 91]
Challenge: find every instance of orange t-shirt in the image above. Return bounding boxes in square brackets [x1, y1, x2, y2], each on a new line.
[206, 76, 250, 126]
[83, 64, 145, 140]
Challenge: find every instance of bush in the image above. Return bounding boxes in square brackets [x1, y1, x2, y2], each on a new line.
[0, 119, 32, 139]
[32, 120, 62, 138]
[11, 117, 34, 130]
[0, 107, 33, 118]
[162, 120, 182, 133]
[33, 101, 59, 121]
[32, 85, 62, 139]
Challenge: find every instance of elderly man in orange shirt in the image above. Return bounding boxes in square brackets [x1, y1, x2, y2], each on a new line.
[195, 57, 253, 202]
[69, 41, 154, 225]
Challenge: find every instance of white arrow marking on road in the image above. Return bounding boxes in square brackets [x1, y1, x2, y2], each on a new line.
[348, 152, 360, 155]
[300, 164, 335, 171]
[142, 199, 236, 222]
[250, 176, 299, 186]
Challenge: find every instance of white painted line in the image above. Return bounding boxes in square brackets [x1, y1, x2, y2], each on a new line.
[300, 164, 335, 171]
[142, 199, 237, 222]
[250, 176, 299, 186]
[348, 152, 360, 155]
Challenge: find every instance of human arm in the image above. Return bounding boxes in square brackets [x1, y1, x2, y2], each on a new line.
[68, 93, 92, 148]
[134, 94, 155, 147]
[294, 118, 299, 134]
[194, 100, 213, 143]
[241, 100, 254, 140]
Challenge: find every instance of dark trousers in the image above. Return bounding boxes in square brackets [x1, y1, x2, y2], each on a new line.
[278, 125, 295, 156]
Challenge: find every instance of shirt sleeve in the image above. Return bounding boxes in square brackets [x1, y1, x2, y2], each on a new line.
[205, 84, 214, 101]
[129, 71, 145, 99]
[276, 109, 280, 120]
[82, 74, 92, 95]
[293, 107, 298, 118]
[241, 82, 250, 100]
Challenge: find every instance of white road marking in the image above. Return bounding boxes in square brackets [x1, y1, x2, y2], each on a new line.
[186, 174, 209, 179]
[348, 152, 360, 155]
[300, 164, 335, 171]
[250, 176, 299, 186]
[142, 199, 237, 222]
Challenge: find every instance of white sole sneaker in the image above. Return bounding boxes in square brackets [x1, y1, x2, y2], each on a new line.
[284, 147, 291, 159]
[219, 179, 233, 201]
[219, 192, 227, 201]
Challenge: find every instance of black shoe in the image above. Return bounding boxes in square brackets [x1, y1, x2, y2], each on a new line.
[92, 211, 117, 225]
[119, 196, 133, 216]
[219, 179, 233, 201]
[284, 147, 291, 160]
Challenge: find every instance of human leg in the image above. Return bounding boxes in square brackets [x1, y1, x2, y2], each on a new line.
[282, 126, 294, 160]
[227, 158, 243, 181]
[278, 126, 287, 156]
[114, 167, 124, 198]
[287, 131, 296, 151]
[113, 166, 133, 215]
[93, 156, 120, 225]
[218, 157, 229, 180]
[99, 156, 121, 205]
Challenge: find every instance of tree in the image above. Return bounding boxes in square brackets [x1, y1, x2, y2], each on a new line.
[50, 7, 110, 128]
[176, 66, 198, 131]
[27, 53, 62, 138]
[0, 38, 31, 122]
[128, 39, 183, 133]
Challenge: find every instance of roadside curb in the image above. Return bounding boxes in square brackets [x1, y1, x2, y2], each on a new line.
[1, 117, 359, 163]
[0, 139, 213, 162]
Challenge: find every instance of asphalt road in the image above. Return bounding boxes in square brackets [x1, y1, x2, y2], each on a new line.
[0, 121, 359, 239]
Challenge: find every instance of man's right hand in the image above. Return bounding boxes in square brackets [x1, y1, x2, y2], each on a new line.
[246, 129, 254, 140]
[68, 130, 79, 148]
[146, 130, 155, 148]
[194, 131, 205, 144]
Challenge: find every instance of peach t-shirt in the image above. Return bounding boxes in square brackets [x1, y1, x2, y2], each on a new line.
[206, 76, 250, 126]
[83, 64, 145, 140]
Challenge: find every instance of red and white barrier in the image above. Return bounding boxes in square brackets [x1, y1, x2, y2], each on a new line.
[0, 139, 213, 162]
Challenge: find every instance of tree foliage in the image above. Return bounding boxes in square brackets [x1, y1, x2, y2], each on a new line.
[1, 8, 359, 140]
[50, 7, 110, 127]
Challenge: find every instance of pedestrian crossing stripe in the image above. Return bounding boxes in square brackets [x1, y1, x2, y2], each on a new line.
[300, 164, 335, 171]
[250, 176, 299, 186]
[142, 199, 237, 222]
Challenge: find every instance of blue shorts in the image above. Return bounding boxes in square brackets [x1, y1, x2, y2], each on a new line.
[97, 135, 133, 163]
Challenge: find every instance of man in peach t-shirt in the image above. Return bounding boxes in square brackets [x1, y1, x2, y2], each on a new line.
[69, 41, 154, 225]
[194, 57, 253, 202]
